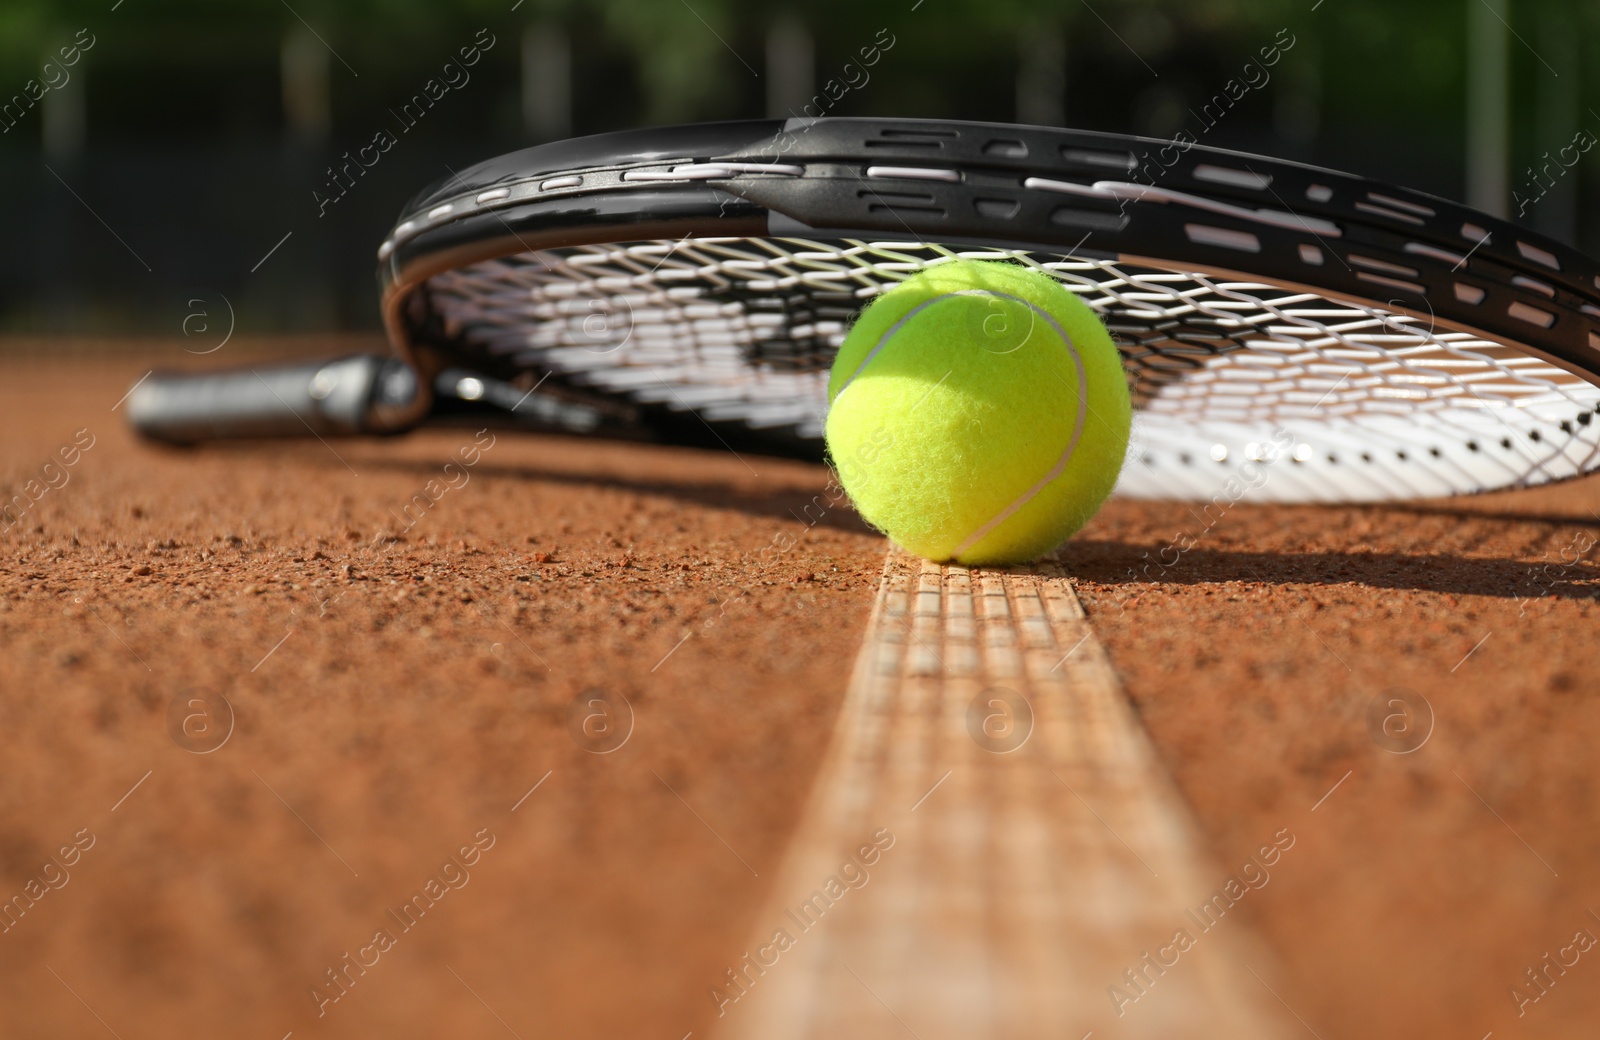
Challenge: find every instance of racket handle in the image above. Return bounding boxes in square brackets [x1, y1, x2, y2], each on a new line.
[125, 354, 427, 444]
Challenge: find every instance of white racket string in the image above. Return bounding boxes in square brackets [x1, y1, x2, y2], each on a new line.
[424, 238, 1600, 502]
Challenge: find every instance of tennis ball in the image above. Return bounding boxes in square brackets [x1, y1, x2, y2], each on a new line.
[825, 260, 1130, 565]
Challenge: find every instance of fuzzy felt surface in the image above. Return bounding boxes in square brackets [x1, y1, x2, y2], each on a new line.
[825, 260, 1131, 564]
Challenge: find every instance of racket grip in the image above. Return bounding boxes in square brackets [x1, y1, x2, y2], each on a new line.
[125, 355, 426, 444]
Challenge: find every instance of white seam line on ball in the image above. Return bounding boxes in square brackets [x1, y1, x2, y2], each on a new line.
[951, 302, 1087, 560]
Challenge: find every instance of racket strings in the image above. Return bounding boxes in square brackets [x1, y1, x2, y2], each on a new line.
[422, 237, 1600, 499]
[1161, 269, 1600, 487]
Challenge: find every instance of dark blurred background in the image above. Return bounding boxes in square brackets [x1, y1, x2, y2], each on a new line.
[0, 0, 1594, 334]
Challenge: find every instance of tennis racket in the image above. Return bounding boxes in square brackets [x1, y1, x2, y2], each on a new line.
[126, 117, 1600, 502]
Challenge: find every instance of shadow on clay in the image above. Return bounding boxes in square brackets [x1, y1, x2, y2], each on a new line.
[1062, 539, 1600, 602]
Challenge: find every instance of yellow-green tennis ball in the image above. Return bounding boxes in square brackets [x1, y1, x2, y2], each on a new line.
[825, 260, 1130, 565]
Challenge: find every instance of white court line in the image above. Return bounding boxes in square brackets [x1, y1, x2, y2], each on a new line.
[714, 551, 1297, 1040]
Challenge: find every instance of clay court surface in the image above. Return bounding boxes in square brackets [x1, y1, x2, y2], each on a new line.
[3, 341, 1600, 1039]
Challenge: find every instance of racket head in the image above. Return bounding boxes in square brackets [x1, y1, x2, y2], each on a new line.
[377, 118, 1600, 502]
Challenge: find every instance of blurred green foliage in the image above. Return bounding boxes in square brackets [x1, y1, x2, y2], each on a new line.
[0, 0, 1584, 145]
[0, 0, 1586, 141]
[0, 0, 1504, 132]
[0, 0, 1595, 332]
